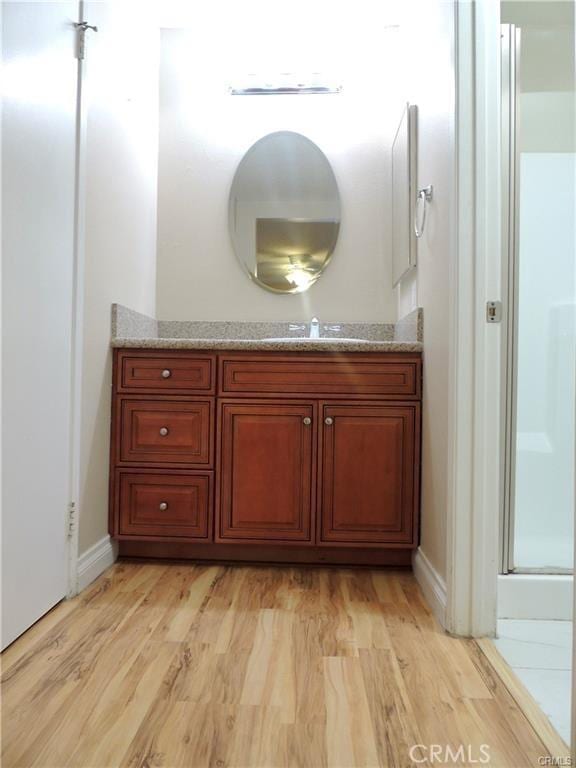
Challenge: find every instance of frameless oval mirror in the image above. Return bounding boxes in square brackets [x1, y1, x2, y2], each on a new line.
[228, 131, 340, 294]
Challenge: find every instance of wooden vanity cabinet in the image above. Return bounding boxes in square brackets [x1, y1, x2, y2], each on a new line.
[110, 349, 422, 565]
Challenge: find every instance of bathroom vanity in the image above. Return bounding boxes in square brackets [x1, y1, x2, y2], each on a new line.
[109, 306, 423, 566]
[108, 124, 425, 567]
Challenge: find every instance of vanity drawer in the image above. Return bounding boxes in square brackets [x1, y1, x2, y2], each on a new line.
[118, 398, 213, 466]
[219, 354, 421, 399]
[117, 470, 212, 540]
[116, 350, 215, 394]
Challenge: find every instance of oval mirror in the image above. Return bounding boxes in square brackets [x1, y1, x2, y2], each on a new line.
[228, 131, 340, 294]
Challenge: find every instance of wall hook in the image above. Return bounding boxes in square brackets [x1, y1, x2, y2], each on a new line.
[74, 21, 98, 60]
[414, 185, 433, 238]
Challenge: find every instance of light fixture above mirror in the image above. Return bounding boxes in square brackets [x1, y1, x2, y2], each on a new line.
[229, 73, 342, 95]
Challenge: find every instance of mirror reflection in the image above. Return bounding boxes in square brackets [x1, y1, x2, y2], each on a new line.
[228, 131, 340, 294]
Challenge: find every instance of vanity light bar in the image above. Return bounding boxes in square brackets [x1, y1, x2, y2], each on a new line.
[229, 75, 342, 95]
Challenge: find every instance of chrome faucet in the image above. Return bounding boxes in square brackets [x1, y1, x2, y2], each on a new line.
[309, 317, 320, 339]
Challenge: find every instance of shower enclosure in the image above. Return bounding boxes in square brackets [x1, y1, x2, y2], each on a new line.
[501, 23, 575, 577]
[498, 14, 575, 745]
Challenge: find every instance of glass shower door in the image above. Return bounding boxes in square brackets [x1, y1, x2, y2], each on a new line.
[501, 24, 576, 574]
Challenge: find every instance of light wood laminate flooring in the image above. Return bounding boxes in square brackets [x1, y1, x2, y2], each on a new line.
[1, 563, 559, 767]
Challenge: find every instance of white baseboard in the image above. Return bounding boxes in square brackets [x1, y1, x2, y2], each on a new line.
[413, 548, 448, 628]
[76, 535, 118, 593]
[498, 574, 573, 621]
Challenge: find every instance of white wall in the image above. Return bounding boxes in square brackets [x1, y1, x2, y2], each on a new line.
[514, 157, 575, 570]
[396, 0, 457, 583]
[521, 92, 575, 152]
[156, 4, 404, 322]
[77, 2, 158, 555]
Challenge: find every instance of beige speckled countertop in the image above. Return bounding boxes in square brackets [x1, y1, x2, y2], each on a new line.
[110, 305, 423, 354]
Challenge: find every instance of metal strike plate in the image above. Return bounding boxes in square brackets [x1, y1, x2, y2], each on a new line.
[486, 301, 502, 323]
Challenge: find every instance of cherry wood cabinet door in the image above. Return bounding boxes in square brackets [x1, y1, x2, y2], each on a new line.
[218, 402, 315, 542]
[319, 403, 420, 546]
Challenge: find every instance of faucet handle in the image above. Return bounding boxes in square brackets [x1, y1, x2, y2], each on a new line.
[309, 316, 320, 339]
[324, 324, 342, 332]
[289, 323, 306, 331]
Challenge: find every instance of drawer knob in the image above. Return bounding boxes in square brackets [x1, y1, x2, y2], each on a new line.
[161, 369, 172, 379]
[159, 427, 169, 437]
[159, 502, 168, 511]
[325, 417, 334, 425]
[302, 417, 312, 426]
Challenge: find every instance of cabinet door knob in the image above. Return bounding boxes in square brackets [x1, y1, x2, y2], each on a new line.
[159, 427, 169, 436]
[161, 369, 172, 379]
[325, 417, 334, 425]
[303, 417, 312, 426]
[159, 502, 168, 511]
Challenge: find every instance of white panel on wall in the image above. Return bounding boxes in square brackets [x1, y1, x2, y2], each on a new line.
[156, 13, 404, 323]
[520, 92, 576, 152]
[392, 104, 418, 287]
[513, 153, 576, 570]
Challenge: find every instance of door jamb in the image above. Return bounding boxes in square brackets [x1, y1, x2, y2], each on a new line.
[449, 4, 576, 755]
[445, 0, 502, 637]
[67, 0, 88, 597]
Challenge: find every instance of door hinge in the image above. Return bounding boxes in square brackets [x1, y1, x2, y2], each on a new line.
[74, 21, 98, 60]
[486, 301, 502, 323]
[67, 501, 77, 539]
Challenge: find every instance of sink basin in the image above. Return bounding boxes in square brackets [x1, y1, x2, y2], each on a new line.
[262, 336, 370, 343]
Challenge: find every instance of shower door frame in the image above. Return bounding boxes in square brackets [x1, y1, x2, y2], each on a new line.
[499, 23, 574, 577]
[500, 23, 521, 576]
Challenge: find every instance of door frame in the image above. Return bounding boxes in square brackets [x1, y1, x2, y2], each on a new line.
[448, 0, 575, 753]
[67, 0, 88, 597]
[445, 0, 502, 637]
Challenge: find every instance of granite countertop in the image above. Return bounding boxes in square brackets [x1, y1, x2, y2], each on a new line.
[110, 305, 423, 353]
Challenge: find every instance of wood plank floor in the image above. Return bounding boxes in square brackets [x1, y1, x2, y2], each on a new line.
[1, 562, 557, 767]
